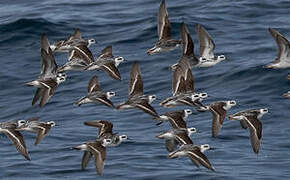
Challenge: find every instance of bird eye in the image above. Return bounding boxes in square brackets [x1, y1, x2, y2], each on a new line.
[191, 128, 196, 132]
[121, 135, 127, 139]
[109, 92, 115, 96]
[193, 95, 199, 98]
[18, 120, 26, 124]
[201, 93, 207, 97]
[117, 57, 124, 61]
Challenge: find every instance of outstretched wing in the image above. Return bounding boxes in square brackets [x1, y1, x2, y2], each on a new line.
[88, 76, 101, 93]
[180, 22, 194, 57]
[40, 33, 58, 79]
[158, 0, 171, 40]
[268, 28, 290, 63]
[129, 62, 143, 97]
[196, 24, 215, 59]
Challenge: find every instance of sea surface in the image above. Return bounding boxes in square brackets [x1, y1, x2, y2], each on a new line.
[0, 0, 289, 179]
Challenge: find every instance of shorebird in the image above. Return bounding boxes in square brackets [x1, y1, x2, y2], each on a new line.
[147, 0, 181, 54]
[156, 128, 196, 152]
[153, 109, 192, 126]
[264, 28, 290, 68]
[72, 139, 112, 175]
[84, 120, 127, 147]
[0, 121, 30, 160]
[25, 33, 66, 107]
[228, 108, 268, 129]
[117, 62, 159, 117]
[195, 24, 226, 67]
[161, 63, 208, 108]
[50, 28, 95, 52]
[168, 144, 215, 171]
[85, 45, 125, 80]
[75, 76, 115, 108]
[16, 117, 55, 146]
[205, 100, 237, 137]
[228, 108, 268, 154]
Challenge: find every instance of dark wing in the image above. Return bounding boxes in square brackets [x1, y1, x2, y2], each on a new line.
[88, 76, 101, 93]
[175, 96, 196, 106]
[34, 124, 51, 146]
[98, 45, 113, 60]
[81, 151, 92, 170]
[175, 131, 193, 144]
[39, 80, 57, 107]
[4, 129, 30, 160]
[185, 68, 194, 92]
[245, 116, 262, 154]
[268, 28, 290, 63]
[196, 24, 215, 59]
[84, 120, 113, 137]
[32, 88, 42, 106]
[73, 28, 82, 40]
[87, 142, 106, 175]
[40, 34, 58, 78]
[135, 100, 159, 117]
[101, 62, 121, 81]
[172, 65, 186, 96]
[129, 62, 143, 97]
[158, 0, 171, 40]
[168, 114, 187, 129]
[95, 96, 115, 109]
[188, 147, 215, 171]
[69, 45, 94, 64]
[180, 22, 194, 56]
[209, 102, 226, 137]
[239, 120, 248, 129]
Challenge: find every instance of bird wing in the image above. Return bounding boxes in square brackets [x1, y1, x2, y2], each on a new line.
[129, 62, 143, 97]
[158, 0, 171, 40]
[196, 24, 215, 59]
[88, 76, 101, 93]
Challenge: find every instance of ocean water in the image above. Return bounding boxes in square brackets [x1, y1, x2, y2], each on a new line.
[0, 0, 290, 179]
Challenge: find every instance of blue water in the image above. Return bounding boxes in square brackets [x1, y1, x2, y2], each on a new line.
[0, 0, 290, 179]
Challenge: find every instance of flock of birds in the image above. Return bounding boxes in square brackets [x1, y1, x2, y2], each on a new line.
[1, 0, 290, 176]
